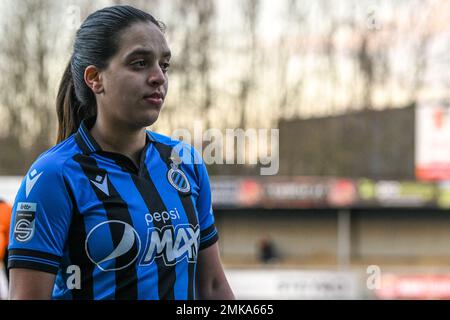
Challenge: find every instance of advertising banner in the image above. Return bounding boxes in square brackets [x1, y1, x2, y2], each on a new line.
[416, 102, 450, 181]
[376, 274, 450, 299]
[226, 269, 361, 300]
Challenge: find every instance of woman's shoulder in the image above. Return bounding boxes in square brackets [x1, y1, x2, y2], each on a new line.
[17, 136, 80, 204]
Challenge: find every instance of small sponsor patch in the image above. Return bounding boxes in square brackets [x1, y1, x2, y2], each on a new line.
[14, 202, 37, 242]
[17, 202, 37, 212]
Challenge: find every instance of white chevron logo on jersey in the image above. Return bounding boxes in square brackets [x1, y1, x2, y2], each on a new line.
[26, 169, 43, 198]
[90, 174, 110, 196]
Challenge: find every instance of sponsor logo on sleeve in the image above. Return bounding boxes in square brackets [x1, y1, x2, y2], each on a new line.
[14, 202, 37, 242]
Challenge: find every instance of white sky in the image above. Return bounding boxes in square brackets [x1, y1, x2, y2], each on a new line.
[1, 0, 449, 128]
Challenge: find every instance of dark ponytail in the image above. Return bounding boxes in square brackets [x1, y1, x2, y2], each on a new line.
[56, 61, 91, 143]
[55, 5, 165, 143]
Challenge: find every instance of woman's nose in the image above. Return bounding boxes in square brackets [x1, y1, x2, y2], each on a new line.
[147, 65, 166, 87]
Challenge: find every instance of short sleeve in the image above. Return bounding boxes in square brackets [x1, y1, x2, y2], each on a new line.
[194, 154, 219, 251]
[8, 159, 73, 274]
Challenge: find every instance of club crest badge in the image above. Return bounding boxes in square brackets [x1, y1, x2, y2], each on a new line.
[167, 154, 191, 194]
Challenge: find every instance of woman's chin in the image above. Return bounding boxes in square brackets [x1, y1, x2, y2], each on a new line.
[140, 110, 161, 127]
[122, 107, 161, 128]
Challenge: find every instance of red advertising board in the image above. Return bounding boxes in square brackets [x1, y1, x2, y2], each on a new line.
[376, 274, 450, 299]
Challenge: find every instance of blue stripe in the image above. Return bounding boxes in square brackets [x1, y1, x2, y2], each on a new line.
[80, 127, 95, 152]
[146, 131, 156, 141]
[9, 255, 60, 267]
[200, 229, 217, 243]
[174, 173, 182, 186]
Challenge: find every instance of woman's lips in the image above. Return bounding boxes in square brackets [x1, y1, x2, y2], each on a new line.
[143, 93, 164, 106]
[144, 96, 163, 105]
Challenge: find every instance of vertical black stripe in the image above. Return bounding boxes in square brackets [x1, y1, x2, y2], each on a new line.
[67, 203, 94, 299]
[73, 154, 138, 300]
[74, 132, 92, 155]
[180, 189, 198, 300]
[65, 177, 94, 299]
[131, 164, 177, 300]
[153, 142, 199, 300]
[193, 161, 199, 181]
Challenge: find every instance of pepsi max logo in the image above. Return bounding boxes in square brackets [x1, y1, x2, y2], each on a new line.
[85, 220, 141, 272]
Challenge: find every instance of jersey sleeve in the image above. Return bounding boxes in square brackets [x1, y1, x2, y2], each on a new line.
[8, 159, 73, 274]
[194, 150, 219, 251]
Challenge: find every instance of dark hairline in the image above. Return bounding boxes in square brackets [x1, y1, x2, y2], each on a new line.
[123, 48, 172, 61]
[106, 20, 169, 68]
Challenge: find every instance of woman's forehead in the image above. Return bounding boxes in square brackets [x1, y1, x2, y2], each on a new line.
[117, 22, 170, 56]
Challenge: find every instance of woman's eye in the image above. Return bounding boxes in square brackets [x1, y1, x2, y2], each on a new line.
[132, 60, 147, 68]
[161, 63, 170, 72]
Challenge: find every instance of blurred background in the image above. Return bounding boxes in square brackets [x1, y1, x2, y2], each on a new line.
[1, 0, 450, 299]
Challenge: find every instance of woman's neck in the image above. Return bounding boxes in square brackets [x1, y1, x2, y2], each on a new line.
[90, 116, 146, 167]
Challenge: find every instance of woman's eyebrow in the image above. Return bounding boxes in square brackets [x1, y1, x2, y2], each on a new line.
[124, 48, 171, 60]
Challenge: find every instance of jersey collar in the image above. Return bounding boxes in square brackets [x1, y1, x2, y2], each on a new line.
[75, 116, 155, 155]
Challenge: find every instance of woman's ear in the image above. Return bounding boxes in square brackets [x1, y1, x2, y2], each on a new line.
[84, 65, 104, 94]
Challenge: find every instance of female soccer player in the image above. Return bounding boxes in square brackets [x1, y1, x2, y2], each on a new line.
[8, 5, 234, 300]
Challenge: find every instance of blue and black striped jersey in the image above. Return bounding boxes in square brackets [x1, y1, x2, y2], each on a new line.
[8, 117, 219, 300]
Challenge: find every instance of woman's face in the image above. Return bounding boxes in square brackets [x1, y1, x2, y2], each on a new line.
[97, 21, 171, 129]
